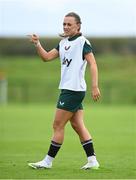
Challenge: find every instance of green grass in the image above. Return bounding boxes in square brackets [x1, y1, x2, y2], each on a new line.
[0, 104, 136, 179]
[0, 54, 136, 104]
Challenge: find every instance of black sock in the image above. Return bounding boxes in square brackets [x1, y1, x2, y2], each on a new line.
[81, 139, 95, 157]
[47, 141, 62, 158]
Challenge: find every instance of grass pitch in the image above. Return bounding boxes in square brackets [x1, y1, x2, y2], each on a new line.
[0, 104, 135, 179]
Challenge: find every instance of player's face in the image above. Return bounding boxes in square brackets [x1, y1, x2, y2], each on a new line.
[63, 16, 80, 37]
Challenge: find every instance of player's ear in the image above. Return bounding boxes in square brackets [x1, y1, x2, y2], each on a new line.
[77, 23, 80, 31]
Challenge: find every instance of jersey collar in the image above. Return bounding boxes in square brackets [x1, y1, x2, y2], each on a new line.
[68, 33, 82, 41]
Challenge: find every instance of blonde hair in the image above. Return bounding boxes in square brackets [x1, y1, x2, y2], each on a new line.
[59, 12, 82, 38]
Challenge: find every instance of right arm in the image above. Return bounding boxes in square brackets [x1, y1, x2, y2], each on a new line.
[28, 34, 59, 62]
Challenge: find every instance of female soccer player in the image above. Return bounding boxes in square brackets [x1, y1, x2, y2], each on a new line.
[28, 12, 101, 170]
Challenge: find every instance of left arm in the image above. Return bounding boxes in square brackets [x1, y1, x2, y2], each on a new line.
[85, 52, 101, 101]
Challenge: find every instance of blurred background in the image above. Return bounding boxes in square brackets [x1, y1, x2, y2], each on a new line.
[1, 2, 136, 178]
[0, 0, 136, 105]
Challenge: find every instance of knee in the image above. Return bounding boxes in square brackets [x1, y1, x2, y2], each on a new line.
[71, 121, 79, 132]
[71, 121, 86, 134]
[53, 120, 63, 131]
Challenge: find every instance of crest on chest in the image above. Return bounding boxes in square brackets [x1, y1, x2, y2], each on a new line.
[64, 46, 71, 50]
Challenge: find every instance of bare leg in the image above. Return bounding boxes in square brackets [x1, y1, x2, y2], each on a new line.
[70, 110, 100, 169]
[70, 110, 92, 141]
[52, 108, 74, 143]
[28, 108, 74, 169]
